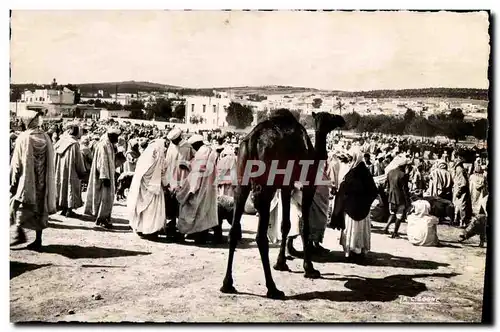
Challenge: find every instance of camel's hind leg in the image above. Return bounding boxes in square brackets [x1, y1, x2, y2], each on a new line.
[254, 188, 284, 299]
[301, 186, 321, 279]
[274, 187, 291, 272]
[220, 185, 250, 294]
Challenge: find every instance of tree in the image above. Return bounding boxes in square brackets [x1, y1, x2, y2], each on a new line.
[172, 103, 186, 120]
[125, 100, 145, 119]
[473, 118, 488, 141]
[449, 108, 465, 121]
[124, 100, 145, 111]
[403, 108, 416, 123]
[129, 109, 145, 119]
[312, 98, 323, 109]
[10, 87, 21, 102]
[443, 120, 474, 142]
[105, 102, 123, 111]
[439, 108, 472, 142]
[335, 100, 346, 115]
[343, 112, 361, 130]
[377, 116, 406, 135]
[146, 98, 172, 120]
[226, 102, 253, 129]
[406, 117, 436, 137]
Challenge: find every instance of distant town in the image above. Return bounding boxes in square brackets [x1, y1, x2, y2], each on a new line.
[10, 79, 489, 131]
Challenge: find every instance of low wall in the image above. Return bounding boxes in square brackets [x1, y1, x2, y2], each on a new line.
[113, 118, 191, 130]
[112, 118, 253, 133]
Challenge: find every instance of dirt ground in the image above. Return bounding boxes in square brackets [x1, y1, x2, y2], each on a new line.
[10, 198, 486, 323]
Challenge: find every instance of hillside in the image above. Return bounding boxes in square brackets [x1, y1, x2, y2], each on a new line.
[209, 85, 326, 96]
[202, 86, 489, 100]
[337, 88, 489, 100]
[75, 81, 182, 94]
[9, 81, 182, 95]
[10, 81, 489, 101]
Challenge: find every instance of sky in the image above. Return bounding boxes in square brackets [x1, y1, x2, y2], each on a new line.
[10, 10, 490, 91]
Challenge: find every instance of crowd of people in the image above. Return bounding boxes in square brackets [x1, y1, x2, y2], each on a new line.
[10, 111, 489, 259]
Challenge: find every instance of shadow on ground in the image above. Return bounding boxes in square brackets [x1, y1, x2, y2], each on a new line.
[48, 221, 131, 233]
[371, 228, 402, 235]
[10, 261, 51, 279]
[287, 250, 449, 269]
[287, 272, 459, 302]
[38, 245, 150, 259]
[222, 227, 257, 235]
[138, 234, 279, 250]
[49, 213, 96, 222]
[229, 272, 459, 302]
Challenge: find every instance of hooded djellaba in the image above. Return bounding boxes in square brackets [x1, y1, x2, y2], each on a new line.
[10, 110, 56, 250]
[54, 122, 87, 218]
[329, 146, 378, 263]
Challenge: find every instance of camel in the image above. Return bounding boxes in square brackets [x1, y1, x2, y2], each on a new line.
[220, 109, 345, 299]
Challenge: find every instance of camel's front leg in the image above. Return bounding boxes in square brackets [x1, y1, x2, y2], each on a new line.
[220, 185, 250, 294]
[274, 187, 291, 272]
[254, 190, 285, 299]
[301, 186, 321, 279]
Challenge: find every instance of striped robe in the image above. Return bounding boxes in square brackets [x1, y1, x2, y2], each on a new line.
[10, 129, 56, 230]
[84, 134, 116, 220]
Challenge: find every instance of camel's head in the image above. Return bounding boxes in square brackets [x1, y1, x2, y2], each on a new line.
[312, 112, 345, 134]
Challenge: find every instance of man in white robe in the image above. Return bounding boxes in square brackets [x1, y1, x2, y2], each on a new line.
[128, 139, 168, 239]
[469, 165, 487, 215]
[164, 127, 194, 239]
[176, 134, 218, 244]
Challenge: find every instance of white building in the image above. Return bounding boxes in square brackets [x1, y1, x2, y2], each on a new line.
[17, 88, 76, 117]
[80, 97, 116, 104]
[109, 93, 136, 105]
[20, 88, 75, 105]
[100, 109, 131, 120]
[438, 101, 450, 112]
[185, 94, 231, 127]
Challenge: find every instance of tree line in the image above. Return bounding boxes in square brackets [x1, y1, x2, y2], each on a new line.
[78, 99, 186, 121]
[342, 108, 488, 141]
[337, 88, 489, 100]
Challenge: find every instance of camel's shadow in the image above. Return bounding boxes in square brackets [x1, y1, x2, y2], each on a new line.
[10, 261, 51, 279]
[232, 272, 459, 302]
[48, 221, 131, 233]
[288, 272, 459, 302]
[291, 250, 449, 269]
[34, 244, 151, 260]
[144, 235, 281, 250]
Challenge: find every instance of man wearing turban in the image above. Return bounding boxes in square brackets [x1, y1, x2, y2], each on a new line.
[10, 111, 56, 250]
[84, 127, 121, 228]
[163, 127, 194, 240]
[54, 122, 87, 218]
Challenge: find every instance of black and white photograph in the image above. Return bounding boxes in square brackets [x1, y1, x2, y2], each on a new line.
[8, 8, 492, 323]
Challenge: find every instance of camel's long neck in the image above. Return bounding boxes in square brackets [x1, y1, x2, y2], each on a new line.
[314, 131, 328, 161]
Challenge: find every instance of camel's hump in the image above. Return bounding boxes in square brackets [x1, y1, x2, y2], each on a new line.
[243, 111, 302, 141]
[240, 109, 314, 157]
[268, 109, 297, 121]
